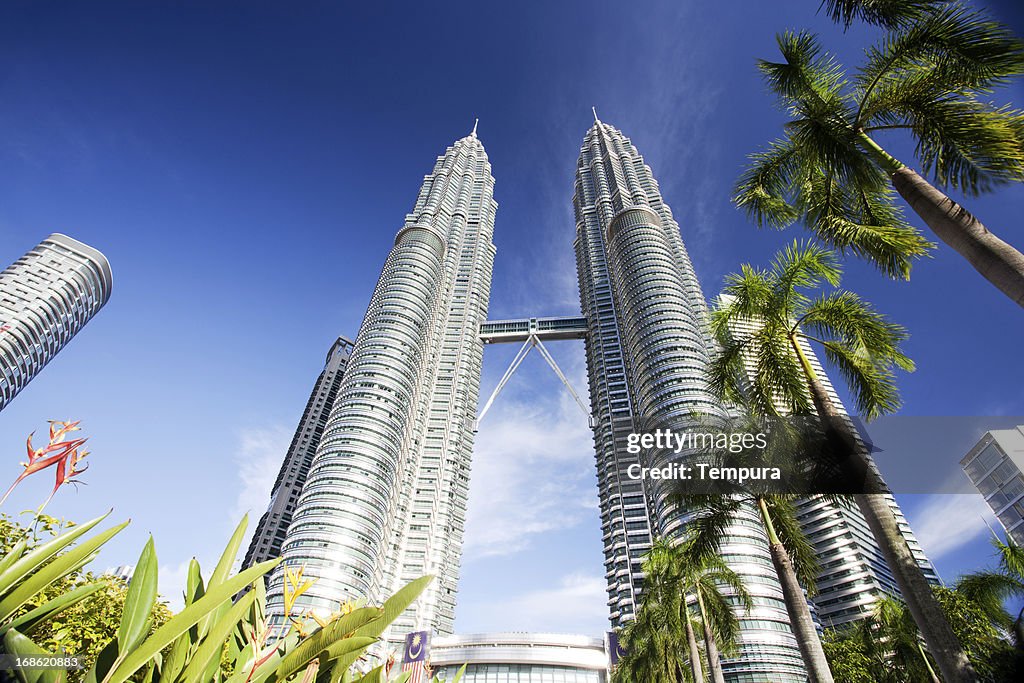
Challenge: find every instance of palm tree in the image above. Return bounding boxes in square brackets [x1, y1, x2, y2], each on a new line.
[956, 535, 1024, 648]
[616, 589, 690, 683]
[617, 538, 699, 683]
[678, 539, 752, 683]
[824, 598, 941, 682]
[677, 486, 833, 683]
[735, 4, 1024, 307]
[709, 241, 978, 682]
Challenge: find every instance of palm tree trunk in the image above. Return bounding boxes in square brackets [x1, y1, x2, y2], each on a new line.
[858, 132, 1024, 308]
[684, 609, 705, 683]
[695, 591, 726, 683]
[789, 337, 979, 683]
[756, 497, 835, 683]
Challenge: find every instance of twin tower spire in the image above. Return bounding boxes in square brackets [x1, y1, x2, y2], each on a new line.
[258, 114, 811, 679]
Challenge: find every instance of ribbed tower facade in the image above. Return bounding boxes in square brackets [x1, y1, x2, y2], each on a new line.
[269, 131, 496, 644]
[574, 119, 807, 681]
[0, 233, 112, 410]
[242, 336, 355, 571]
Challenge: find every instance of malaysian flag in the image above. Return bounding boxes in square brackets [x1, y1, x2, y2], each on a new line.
[607, 630, 626, 672]
[401, 630, 430, 683]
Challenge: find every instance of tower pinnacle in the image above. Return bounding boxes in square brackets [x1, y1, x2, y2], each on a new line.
[471, 118, 479, 138]
[592, 106, 600, 123]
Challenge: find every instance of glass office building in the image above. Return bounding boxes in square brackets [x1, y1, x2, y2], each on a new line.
[962, 425, 1024, 544]
[573, 118, 806, 681]
[0, 233, 112, 410]
[242, 336, 355, 571]
[268, 129, 496, 646]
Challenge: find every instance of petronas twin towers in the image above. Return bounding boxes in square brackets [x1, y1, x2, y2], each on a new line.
[256, 118, 932, 681]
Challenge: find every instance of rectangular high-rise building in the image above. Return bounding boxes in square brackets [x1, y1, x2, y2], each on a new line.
[269, 129, 496, 645]
[0, 233, 112, 410]
[242, 336, 355, 570]
[962, 425, 1024, 544]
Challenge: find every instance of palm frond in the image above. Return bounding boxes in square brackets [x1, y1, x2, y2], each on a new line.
[770, 240, 843, 294]
[760, 32, 849, 113]
[733, 140, 801, 228]
[799, 172, 932, 279]
[753, 323, 812, 416]
[817, 339, 903, 419]
[993, 535, 1024, 580]
[673, 497, 744, 562]
[954, 571, 1023, 630]
[819, 0, 938, 30]
[800, 290, 915, 371]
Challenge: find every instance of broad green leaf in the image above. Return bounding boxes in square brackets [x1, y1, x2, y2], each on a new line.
[0, 512, 113, 598]
[352, 576, 433, 640]
[3, 628, 67, 683]
[118, 536, 158, 653]
[185, 558, 205, 607]
[351, 664, 384, 683]
[209, 515, 248, 590]
[101, 558, 280, 683]
[0, 521, 129, 622]
[180, 588, 256, 683]
[0, 581, 105, 636]
[82, 636, 120, 683]
[272, 607, 383, 681]
[451, 663, 468, 683]
[0, 538, 28, 576]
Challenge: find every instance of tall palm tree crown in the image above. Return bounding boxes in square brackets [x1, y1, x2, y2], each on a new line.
[737, 2, 1024, 304]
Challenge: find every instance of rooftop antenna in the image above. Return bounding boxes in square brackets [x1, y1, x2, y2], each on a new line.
[471, 118, 479, 137]
[592, 106, 600, 123]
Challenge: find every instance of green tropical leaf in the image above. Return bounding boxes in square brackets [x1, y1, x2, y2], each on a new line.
[0, 520, 129, 623]
[117, 536, 158, 653]
[0, 511, 114, 599]
[0, 581, 105, 637]
[271, 607, 382, 682]
[101, 557, 279, 683]
[3, 628, 67, 683]
[352, 575, 434, 640]
[179, 588, 256, 683]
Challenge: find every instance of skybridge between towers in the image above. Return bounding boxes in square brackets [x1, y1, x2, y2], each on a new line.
[476, 316, 593, 429]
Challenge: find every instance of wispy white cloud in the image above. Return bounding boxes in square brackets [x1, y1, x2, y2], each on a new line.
[459, 572, 608, 634]
[230, 426, 292, 526]
[464, 385, 596, 560]
[908, 493, 998, 561]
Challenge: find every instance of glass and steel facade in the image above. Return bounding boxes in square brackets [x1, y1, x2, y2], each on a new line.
[430, 633, 608, 683]
[0, 233, 112, 410]
[962, 425, 1024, 544]
[242, 336, 355, 571]
[269, 131, 496, 646]
[573, 120, 806, 681]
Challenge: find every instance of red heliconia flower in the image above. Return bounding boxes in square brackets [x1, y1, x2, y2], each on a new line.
[0, 420, 89, 508]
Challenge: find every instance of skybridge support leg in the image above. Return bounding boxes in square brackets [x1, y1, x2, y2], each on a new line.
[475, 334, 593, 429]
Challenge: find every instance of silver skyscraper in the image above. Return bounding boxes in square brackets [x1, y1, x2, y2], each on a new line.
[0, 233, 112, 410]
[269, 129, 496, 644]
[573, 117, 808, 681]
[243, 336, 355, 572]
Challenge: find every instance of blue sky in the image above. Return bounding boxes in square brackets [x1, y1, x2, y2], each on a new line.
[1, 0, 1023, 635]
